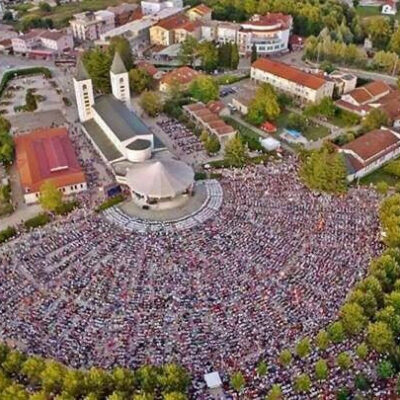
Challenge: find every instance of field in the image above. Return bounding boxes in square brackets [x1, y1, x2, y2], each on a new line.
[355, 5, 380, 17]
[18, 0, 138, 28]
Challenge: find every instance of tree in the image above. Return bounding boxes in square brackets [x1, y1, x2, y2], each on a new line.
[230, 44, 239, 69]
[278, 349, 292, 367]
[129, 69, 153, 94]
[392, 29, 400, 55]
[224, 135, 248, 167]
[163, 393, 187, 400]
[377, 306, 400, 335]
[287, 113, 307, 132]
[295, 337, 311, 358]
[39, 2, 52, 12]
[355, 343, 369, 360]
[40, 360, 66, 394]
[339, 302, 367, 335]
[0, 116, 11, 133]
[299, 144, 347, 194]
[366, 16, 392, 49]
[39, 181, 62, 212]
[109, 36, 134, 70]
[62, 369, 86, 398]
[158, 364, 189, 393]
[111, 367, 136, 394]
[293, 374, 311, 393]
[2, 11, 13, 21]
[247, 83, 280, 125]
[136, 365, 159, 394]
[230, 371, 245, 393]
[315, 359, 328, 381]
[256, 360, 267, 377]
[367, 321, 394, 354]
[327, 321, 345, 343]
[336, 352, 352, 370]
[204, 134, 220, 154]
[29, 391, 49, 400]
[140, 91, 163, 117]
[21, 356, 45, 385]
[266, 384, 282, 400]
[2, 350, 25, 376]
[189, 76, 218, 103]
[315, 329, 329, 351]
[377, 360, 394, 379]
[251, 43, 258, 63]
[83, 48, 113, 93]
[178, 36, 199, 66]
[362, 108, 390, 132]
[1, 384, 28, 400]
[107, 392, 125, 400]
[355, 373, 370, 391]
[84, 367, 111, 398]
[133, 394, 154, 400]
[198, 42, 218, 73]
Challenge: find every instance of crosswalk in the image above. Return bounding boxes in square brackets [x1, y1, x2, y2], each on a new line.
[103, 180, 223, 233]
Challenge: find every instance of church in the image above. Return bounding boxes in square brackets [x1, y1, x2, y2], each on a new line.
[74, 52, 164, 164]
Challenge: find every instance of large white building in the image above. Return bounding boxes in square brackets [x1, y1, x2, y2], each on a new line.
[74, 53, 163, 164]
[140, 0, 182, 15]
[250, 58, 334, 103]
[70, 10, 115, 41]
[238, 13, 292, 55]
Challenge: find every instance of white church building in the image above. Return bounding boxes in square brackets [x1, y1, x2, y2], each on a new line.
[74, 52, 164, 164]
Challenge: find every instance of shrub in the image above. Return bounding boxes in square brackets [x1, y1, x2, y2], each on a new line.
[24, 213, 50, 229]
[95, 194, 125, 212]
[54, 200, 79, 216]
[194, 172, 207, 180]
[0, 226, 17, 243]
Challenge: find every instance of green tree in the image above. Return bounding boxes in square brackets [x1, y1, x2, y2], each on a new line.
[300, 144, 347, 194]
[251, 43, 258, 63]
[111, 367, 136, 394]
[224, 135, 248, 167]
[287, 113, 308, 132]
[336, 352, 352, 370]
[2, 350, 25, 376]
[355, 373, 370, 391]
[278, 349, 292, 367]
[39, 2, 52, 12]
[62, 369, 86, 398]
[377, 360, 394, 379]
[315, 329, 329, 351]
[21, 356, 45, 385]
[39, 181, 63, 212]
[84, 367, 111, 398]
[256, 360, 268, 377]
[189, 76, 218, 103]
[129, 69, 153, 94]
[163, 393, 187, 400]
[1, 384, 28, 400]
[293, 374, 311, 393]
[247, 83, 280, 125]
[377, 306, 400, 335]
[178, 36, 199, 66]
[204, 134, 220, 154]
[230, 44, 239, 69]
[355, 343, 369, 360]
[266, 384, 282, 400]
[109, 36, 134, 70]
[230, 371, 245, 393]
[133, 394, 154, 400]
[198, 42, 218, 73]
[295, 337, 311, 358]
[158, 364, 189, 393]
[136, 365, 159, 394]
[362, 108, 390, 132]
[40, 360, 66, 394]
[83, 48, 113, 93]
[0, 116, 11, 133]
[367, 321, 394, 354]
[315, 359, 328, 381]
[366, 16, 392, 49]
[28, 391, 49, 400]
[327, 321, 345, 343]
[339, 302, 367, 335]
[140, 91, 163, 117]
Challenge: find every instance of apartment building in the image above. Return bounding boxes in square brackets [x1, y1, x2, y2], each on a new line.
[70, 10, 115, 41]
[141, 0, 182, 15]
[250, 58, 334, 103]
[187, 4, 212, 21]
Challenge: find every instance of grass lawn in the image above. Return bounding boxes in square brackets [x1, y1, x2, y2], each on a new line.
[360, 167, 400, 187]
[224, 117, 260, 140]
[355, 5, 380, 17]
[20, 0, 138, 28]
[303, 125, 330, 141]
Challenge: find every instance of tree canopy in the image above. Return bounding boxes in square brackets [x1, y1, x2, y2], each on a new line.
[246, 83, 280, 126]
[189, 76, 219, 103]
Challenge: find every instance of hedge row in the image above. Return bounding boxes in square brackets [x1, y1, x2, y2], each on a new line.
[0, 226, 16, 243]
[95, 194, 125, 212]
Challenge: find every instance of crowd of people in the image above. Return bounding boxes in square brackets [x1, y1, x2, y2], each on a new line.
[157, 119, 205, 156]
[0, 158, 385, 398]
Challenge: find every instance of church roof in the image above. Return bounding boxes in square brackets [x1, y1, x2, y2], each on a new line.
[75, 58, 90, 81]
[93, 95, 150, 142]
[111, 51, 127, 75]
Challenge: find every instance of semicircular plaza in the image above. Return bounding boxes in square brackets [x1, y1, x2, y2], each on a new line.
[0, 158, 381, 398]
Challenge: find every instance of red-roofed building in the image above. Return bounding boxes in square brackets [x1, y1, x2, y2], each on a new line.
[160, 66, 201, 92]
[15, 128, 87, 204]
[339, 127, 400, 181]
[183, 102, 236, 146]
[187, 4, 212, 21]
[251, 58, 334, 103]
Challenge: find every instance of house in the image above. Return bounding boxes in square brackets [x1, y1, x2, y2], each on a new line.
[339, 127, 400, 181]
[250, 58, 334, 103]
[136, 61, 165, 81]
[174, 20, 201, 43]
[382, 0, 397, 15]
[70, 10, 115, 41]
[237, 13, 292, 56]
[11, 29, 44, 54]
[232, 89, 257, 115]
[328, 71, 357, 95]
[15, 127, 87, 204]
[107, 3, 139, 26]
[201, 20, 218, 41]
[187, 4, 212, 21]
[216, 22, 239, 44]
[149, 13, 188, 46]
[141, 0, 183, 15]
[39, 30, 74, 53]
[183, 102, 236, 146]
[159, 66, 200, 92]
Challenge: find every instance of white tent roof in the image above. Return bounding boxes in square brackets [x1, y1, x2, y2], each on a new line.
[260, 137, 280, 151]
[204, 372, 222, 389]
[126, 159, 194, 198]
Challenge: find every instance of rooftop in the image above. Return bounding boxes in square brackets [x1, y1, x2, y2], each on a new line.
[110, 51, 127, 75]
[15, 128, 85, 193]
[161, 66, 200, 86]
[251, 58, 327, 90]
[156, 14, 188, 30]
[93, 95, 151, 143]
